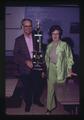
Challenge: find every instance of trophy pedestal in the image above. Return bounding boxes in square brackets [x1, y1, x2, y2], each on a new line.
[32, 51, 44, 71]
[32, 19, 45, 71]
[33, 62, 43, 71]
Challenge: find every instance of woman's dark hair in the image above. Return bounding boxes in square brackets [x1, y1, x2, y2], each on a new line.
[49, 25, 63, 37]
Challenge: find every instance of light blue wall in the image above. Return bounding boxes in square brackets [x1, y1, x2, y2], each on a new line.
[6, 6, 80, 56]
[25, 6, 80, 55]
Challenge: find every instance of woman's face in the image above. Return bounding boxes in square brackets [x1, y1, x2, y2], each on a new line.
[52, 30, 60, 42]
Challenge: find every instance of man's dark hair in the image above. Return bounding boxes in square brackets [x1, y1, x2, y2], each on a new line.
[21, 18, 32, 27]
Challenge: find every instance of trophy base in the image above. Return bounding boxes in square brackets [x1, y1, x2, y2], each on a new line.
[33, 68, 43, 71]
[33, 62, 43, 71]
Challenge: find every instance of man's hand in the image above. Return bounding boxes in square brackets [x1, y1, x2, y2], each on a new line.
[25, 60, 33, 69]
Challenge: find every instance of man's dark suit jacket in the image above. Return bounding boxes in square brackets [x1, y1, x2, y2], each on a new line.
[14, 34, 37, 74]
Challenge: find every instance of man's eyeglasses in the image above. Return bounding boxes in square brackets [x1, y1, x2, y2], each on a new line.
[23, 25, 32, 28]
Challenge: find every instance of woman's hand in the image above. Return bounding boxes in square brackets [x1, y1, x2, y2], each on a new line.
[68, 69, 77, 77]
[71, 72, 77, 76]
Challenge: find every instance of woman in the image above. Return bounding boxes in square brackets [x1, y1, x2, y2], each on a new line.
[45, 25, 75, 114]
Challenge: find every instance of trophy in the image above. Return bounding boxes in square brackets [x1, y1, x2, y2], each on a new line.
[32, 19, 45, 71]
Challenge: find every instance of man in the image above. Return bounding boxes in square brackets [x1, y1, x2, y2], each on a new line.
[14, 18, 44, 112]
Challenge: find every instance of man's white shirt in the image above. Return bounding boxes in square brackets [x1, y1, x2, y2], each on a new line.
[24, 35, 33, 59]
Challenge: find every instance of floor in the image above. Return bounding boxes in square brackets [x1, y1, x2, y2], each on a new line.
[5, 93, 70, 115]
[5, 78, 79, 115]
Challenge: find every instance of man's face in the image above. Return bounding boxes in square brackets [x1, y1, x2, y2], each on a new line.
[22, 20, 32, 35]
[52, 30, 60, 42]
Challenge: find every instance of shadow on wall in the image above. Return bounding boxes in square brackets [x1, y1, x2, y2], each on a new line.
[62, 37, 74, 50]
[62, 37, 80, 77]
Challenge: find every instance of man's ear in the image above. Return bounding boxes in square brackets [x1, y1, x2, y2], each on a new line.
[20, 24, 22, 29]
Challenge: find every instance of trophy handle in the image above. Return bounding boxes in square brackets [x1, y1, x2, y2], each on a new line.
[36, 19, 40, 29]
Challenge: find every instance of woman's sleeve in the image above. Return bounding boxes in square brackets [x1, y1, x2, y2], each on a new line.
[45, 46, 50, 70]
[65, 43, 74, 70]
